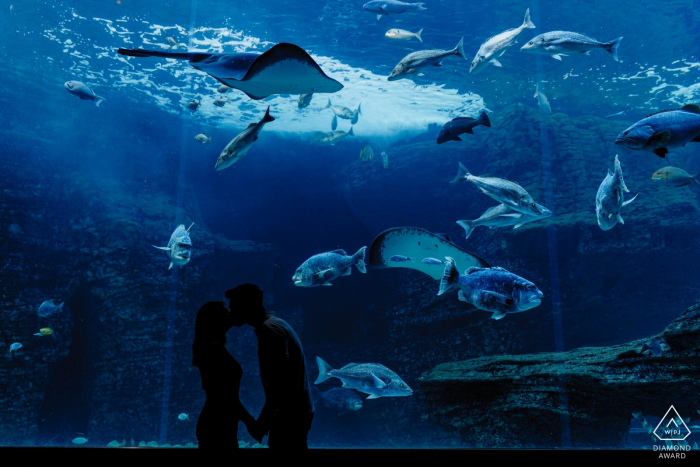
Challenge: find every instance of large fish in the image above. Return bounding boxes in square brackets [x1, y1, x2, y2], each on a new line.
[369, 227, 489, 280]
[595, 155, 637, 230]
[117, 43, 343, 100]
[388, 38, 466, 81]
[315, 357, 412, 399]
[363, 0, 426, 20]
[215, 106, 275, 170]
[292, 247, 366, 287]
[309, 128, 355, 146]
[438, 257, 543, 320]
[64, 81, 106, 107]
[325, 99, 362, 130]
[456, 203, 552, 240]
[153, 223, 194, 269]
[451, 162, 546, 216]
[436, 111, 491, 144]
[614, 104, 700, 158]
[520, 31, 623, 62]
[470, 9, 535, 74]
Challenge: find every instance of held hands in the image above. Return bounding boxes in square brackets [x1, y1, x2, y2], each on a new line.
[246, 419, 266, 444]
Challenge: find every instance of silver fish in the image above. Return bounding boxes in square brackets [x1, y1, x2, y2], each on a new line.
[64, 81, 106, 107]
[595, 155, 637, 230]
[194, 133, 211, 144]
[309, 127, 355, 146]
[215, 106, 275, 170]
[315, 357, 412, 399]
[651, 166, 697, 187]
[217, 85, 231, 94]
[385, 28, 423, 42]
[456, 203, 552, 240]
[534, 82, 551, 114]
[213, 97, 230, 107]
[521, 31, 623, 62]
[186, 99, 200, 111]
[325, 99, 362, 129]
[298, 93, 313, 108]
[470, 9, 535, 74]
[388, 38, 466, 81]
[363, 0, 426, 20]
[153, 223, 194, 269]
[9, 342, 22, 353]
[166, 37, 184, 49]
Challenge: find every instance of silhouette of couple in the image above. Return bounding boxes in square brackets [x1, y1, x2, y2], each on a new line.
[191, 283, 314, 450]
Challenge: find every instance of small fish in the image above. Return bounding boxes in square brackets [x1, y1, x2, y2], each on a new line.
[293, 247, 366, 287]
[153, 223, 194, 270]
[315, 357, 412, 399]
[363, 0, 426, 20]
[216, 85, 231, 94]
[615, 104, 700, 158]
[166, 37, 184, 49]
[596, 155, 637, 231]
[72, 437, 88, 445]
[178, 413, 189, 421]
[651, 167, 697, 187]
[309, 128, 355, 146]
[521, 31, 623, 62]
[385, 28, 423, 42]
[360, 146, 375, 162]
[438, 257, 543, 320]
[457, 203, 553, 240]
[213, 97, 230, 108]
[194, 133, 212, 144]
[38, 300, 64, 318]
[534, 82, 551, 114]
[605, 110, 626, 118]
[641, 338, 662, 357]
[381, 151, 389, 168]
[470, 9, 535, 74]
[389, 255, 412, 262]
[106, 440, 125, 447]
[451, 162, 546, 217]
[215, 106, 275, 170]
[186, 99, 201, 111]
[310, 387, 363, 415]
[421, 258, 444, 265]
[9, 342, 22, 353]
[388, 38, 466, 81]
[325, 99, 362, 129]
[298, 93, 313, 109]
[34, 327, 53, 337]
[64, 81, 106, 107]
[437, 111, 491, 144]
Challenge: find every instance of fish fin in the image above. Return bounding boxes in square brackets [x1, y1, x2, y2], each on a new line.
[315, 268, 333, 277]
[331, 114, 338, 130]
[464, 127, 474, 134]
[153, 245, 170, 251]
[491, 311, 507, 320]
[254, 136, 259, 141]
[551, 54, 565, 61]
[324, 99, 331, 109]
[348, 127, 354, 136]
[456, 220, 474, 240]
[371, 373, 387, 389]
[648, 130, 671, 147]
[690, 135, 700, 143]
[457, 290, 468, 302]
[433, 61, 443, 67]
[351, 113, 359, 125]
[605, 37, 623, 62]
[315, 357, 334, 384]
[320, 282, 333, 286]
[169, 262, 173, 270]
[653, 148, 668, 158]
[523, 8, 535, 29]
[581, 51, 591, 55]
[616, 214, 625, 224]
[451, 136, 463, 141]
[415, 28, 423, 42]
[186, 222, 195, 232]
[513, 223, 524, 229]
[622, 193, 638, 207]
[94, 96, 106, 107]
[438, 257, 459, 295]
[454, 37, 466, 60]
[680, 104, 700, 114]
[330, 249, 347, 255]
[367, 394, 381, 399]
[477, 111, 491, 127]
[34, 333, 42, 336]
[353, 246, 367, 273]
[613, 155, 630, 193]
[490, 59, 503, 67]
[261, 105, 275, 123]
[377, 14, 382, 20]
[450, 162, 470, 184]
[341, 267, 351, 276]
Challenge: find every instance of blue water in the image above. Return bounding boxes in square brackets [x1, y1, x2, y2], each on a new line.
[1, 0, 699, 449]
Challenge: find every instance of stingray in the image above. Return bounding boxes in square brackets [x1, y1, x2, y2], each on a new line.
[368, 227, 489, 280]
[117, 43, 343, 100]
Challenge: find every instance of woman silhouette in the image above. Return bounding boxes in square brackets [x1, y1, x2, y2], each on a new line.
[192, 301, 256, 449]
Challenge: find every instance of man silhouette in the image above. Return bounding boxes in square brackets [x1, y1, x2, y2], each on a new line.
[226, 283, 314, 449]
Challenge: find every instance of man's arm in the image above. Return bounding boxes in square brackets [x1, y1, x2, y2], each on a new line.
[255, 326, 290, 434]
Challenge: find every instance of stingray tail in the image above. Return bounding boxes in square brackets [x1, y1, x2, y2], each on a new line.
[117, 48, 212, 62]
[262, 106, 275, 123]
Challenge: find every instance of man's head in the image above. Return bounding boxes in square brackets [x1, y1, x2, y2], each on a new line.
[225, 283, 265, 327]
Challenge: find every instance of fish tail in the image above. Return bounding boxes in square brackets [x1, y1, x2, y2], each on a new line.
[357, 103, 362, 116]
[450, 162, 470, 184]
[315, 357, 334, 384]
[208, 137, 212, 142]
[416, 3, 427, 10]
[614, 155, 630, 193]
[262, 105, 275, 123]
[94, 96, 106, 107]
[415, 28, 423, 42]
[310, 386, 322, 404]
[352, 246, 367, 273]
[348, 127, 355, 136]
[454, 37, 466, 60]
[58, 302, 64, 309]
[456, 220, 475, 240]
[605, 37, 623, 62]
[477, 111, 491, 128]
[324, 99, 331, 109]
[438, 257, 459, 295]
[522, 8, 535, 29]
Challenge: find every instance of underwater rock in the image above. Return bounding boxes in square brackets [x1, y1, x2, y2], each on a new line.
[419, 301, 700, 447]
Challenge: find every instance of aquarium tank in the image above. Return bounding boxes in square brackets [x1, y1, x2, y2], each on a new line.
[2, 0, 700, 452]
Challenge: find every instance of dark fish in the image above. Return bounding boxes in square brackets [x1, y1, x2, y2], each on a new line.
[310, 387, 363, 415]
[437, 111, 491, 144]
[389, 255, 412, 262]
[298, 93, 313, 108]
[117, 43, 343, 100]
[641, 337, 662, 357]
